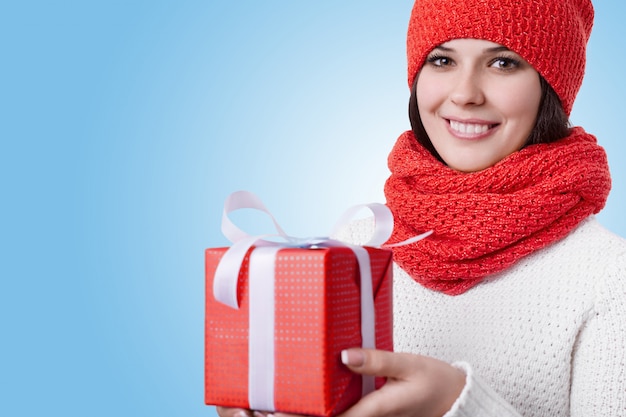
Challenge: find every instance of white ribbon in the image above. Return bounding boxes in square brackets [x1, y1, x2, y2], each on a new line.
[212, 190, 431, 411]
[247, 246, 279, 411]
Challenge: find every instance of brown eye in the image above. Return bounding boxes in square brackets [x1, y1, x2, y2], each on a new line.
[491, 57, 520, 70]
[427, 55, 452, 67]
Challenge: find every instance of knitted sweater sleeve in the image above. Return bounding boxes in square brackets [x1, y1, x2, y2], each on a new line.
[443, 363, 522, 417]
[569, 251, 626, 416]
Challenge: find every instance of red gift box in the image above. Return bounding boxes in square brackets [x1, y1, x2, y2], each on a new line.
[205, 244, 393, 417]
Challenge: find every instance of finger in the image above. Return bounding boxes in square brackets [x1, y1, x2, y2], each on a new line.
[341, 348, 418, 379]
[335, 386, 398, 417]
[215, 407, 252, 417]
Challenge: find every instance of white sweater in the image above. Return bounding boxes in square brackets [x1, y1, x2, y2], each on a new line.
[342, 216, 626, 417]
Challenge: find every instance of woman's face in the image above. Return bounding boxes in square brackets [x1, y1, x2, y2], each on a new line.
[416, 38, 542, 172]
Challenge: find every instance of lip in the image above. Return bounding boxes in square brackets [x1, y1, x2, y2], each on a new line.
[445, 117, 500, 140]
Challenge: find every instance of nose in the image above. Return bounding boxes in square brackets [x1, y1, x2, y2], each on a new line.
[449, 68, 485, 106]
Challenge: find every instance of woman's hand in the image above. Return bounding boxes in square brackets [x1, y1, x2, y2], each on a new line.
[215, 407, 248, 417]
[216, 407, 271, 417]
[217, 348, 466, 417]
[333, 348, 466, 417]
[275, 349, 465, 417]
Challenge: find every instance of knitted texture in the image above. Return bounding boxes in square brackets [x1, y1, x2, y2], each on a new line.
[384, 127, 611, 295]
[406, 0, 594, 115]
[338, 216, 626, 416]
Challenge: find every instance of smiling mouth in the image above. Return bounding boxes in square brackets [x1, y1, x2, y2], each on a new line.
[449, 120, 498, 135]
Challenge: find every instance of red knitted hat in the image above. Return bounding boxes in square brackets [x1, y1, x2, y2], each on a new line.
[406, 0, 594, 115]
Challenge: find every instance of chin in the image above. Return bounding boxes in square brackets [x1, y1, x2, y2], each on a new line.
[443, 157, 493, 173]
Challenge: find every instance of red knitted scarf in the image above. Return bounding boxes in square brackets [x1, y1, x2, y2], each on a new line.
[384, 127, 611, 295]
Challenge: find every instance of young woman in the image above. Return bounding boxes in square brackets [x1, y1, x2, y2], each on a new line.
[219, 0, 626, 416]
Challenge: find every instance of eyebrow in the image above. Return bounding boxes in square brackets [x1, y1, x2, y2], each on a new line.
[434, 45, 511, 53]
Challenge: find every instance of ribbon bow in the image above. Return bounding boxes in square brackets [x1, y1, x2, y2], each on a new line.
[211, 190, 430, 412]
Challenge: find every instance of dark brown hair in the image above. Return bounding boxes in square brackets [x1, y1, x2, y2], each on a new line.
[408, 76, 571, 164]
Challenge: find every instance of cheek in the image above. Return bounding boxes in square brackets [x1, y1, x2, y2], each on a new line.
[497, 77, 542, 124]
[415, 73, 442, 113]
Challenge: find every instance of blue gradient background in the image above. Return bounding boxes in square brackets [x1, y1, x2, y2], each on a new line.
[2, 2, 624, 416]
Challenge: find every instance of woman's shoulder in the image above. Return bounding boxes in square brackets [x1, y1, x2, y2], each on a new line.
[333, 216, 378, 245]
[564, 216, 626, 261]
[551, 216, 626, 300]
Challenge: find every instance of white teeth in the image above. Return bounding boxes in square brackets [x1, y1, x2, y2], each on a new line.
[450, 120, 490, 135]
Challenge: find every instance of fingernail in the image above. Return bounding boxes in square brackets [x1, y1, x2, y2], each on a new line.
[235, 412, 250, 417]
[341, 349, 365, 366]
[253, 412, 266, 417]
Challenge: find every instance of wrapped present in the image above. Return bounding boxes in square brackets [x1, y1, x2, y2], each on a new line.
[205, 191, 429, 416]
[205, 244, 393, 416]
